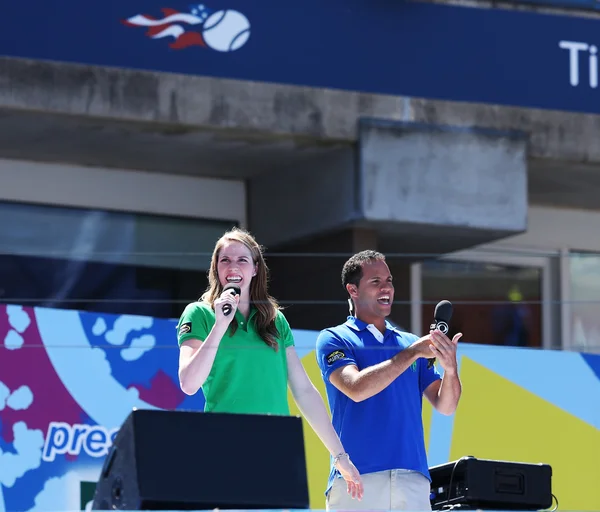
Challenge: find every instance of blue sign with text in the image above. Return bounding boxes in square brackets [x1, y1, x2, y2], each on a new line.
[0, 0, 598, 114]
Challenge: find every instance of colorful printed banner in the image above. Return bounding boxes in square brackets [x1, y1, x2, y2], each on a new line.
[0, 304, 599, 511]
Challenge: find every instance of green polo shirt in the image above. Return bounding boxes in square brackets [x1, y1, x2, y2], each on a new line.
[177, 301, 294, 415]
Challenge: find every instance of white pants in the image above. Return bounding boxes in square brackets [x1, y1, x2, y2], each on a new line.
[326, 469, 432, 511]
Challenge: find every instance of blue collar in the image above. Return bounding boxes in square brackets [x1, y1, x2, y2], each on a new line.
[344, 316, 398, 334]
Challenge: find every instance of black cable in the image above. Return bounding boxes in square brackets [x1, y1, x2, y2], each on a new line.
[434, 456, 470, 511]
[447, 456, 470, 505]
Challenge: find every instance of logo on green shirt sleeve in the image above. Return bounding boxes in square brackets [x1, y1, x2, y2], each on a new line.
[179, 322, 192, 335]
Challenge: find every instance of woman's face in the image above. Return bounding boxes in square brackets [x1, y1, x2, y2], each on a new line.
[216, 240, 257, 297]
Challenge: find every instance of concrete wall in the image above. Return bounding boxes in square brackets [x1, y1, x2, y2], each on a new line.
[0, 158, 246, 223]
[479, 206, 600, 253]
[249, 147, 358, 247]
[251, 120, 528, 256]
[2, 57, 600, 167]
[358, 120, 528, 232]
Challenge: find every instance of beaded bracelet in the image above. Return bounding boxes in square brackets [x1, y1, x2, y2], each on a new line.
[333, 452, 349, 466]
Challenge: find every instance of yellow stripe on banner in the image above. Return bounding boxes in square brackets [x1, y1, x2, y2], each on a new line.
[422, 395, 434, 452]
[288, 352, 331, 509]
[451, 357, 600, 512]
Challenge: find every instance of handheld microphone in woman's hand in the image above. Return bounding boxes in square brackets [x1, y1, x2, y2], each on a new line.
[222, 283, 241, 316]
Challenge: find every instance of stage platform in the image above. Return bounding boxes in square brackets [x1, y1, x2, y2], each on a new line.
[84, 509, 558, 512]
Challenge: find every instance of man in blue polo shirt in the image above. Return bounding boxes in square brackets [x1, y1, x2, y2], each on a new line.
[316, 250, 462, 511]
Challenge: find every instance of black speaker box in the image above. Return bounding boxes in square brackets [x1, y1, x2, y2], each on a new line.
[92, 409, 309, 510]
[429, 456, 553, 511]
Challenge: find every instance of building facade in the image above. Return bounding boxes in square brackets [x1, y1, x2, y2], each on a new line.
[1, 0, 600, 353]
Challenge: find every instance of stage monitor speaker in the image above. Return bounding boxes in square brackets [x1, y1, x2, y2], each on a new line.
[91, 409, 309, 510]
[429, 456, 553, 511]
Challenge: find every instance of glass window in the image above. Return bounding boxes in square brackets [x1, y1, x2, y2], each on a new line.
[421, 259, 543, 348]
[569, 252, 600, 353]
[0, 201, 234, 318]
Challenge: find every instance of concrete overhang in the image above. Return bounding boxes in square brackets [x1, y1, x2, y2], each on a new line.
[1, 56, 600, 230]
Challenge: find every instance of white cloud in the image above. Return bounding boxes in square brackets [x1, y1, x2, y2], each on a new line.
[7, 385, 34, 411]
[91, 317, 107, 337]
[105, 315, 153, 346]
[0, 422, 44, 488]
[34, 307, 157, 429]
[6, 305, 31, 334]
[28, 469, 98, 512]
[4, 330, 24, 350]
[121, 334, 156, 362]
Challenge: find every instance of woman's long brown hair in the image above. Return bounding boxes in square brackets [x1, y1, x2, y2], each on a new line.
[200, 227, 281, 350]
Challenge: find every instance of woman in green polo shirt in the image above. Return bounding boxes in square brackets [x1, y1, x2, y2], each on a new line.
[177, 227, 363, 501]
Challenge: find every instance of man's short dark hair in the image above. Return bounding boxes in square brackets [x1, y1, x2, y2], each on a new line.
[341, 250, 386, 289]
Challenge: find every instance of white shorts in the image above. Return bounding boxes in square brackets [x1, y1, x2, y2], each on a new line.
[326, 469, 432, 511]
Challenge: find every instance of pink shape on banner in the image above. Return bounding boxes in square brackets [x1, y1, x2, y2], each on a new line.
[0, 305, 84, 443]
[129, 369, 186, 410]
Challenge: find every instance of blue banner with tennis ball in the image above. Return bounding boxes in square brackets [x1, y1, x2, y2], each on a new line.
[1, 0, 600, 114]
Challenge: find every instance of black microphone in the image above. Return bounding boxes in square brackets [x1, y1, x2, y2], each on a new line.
[428, 300, 453, 369]
[221, 283, 241, 316]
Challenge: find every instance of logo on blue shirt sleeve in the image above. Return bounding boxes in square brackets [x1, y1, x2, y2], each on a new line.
[326, 350, 345, 365]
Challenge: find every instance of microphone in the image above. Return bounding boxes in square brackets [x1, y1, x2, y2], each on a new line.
[428, 300, 453, 369]
[221, 283, 241, 316]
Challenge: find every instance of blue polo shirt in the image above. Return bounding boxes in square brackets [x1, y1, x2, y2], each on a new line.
[315, 316, 441, 493]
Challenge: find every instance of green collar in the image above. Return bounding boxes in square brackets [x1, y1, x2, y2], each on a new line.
[233, 305, 257, 325]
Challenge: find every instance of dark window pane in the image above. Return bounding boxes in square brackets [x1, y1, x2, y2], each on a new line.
[421, 260, 542, 348]
[0, 201, 235, 317]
